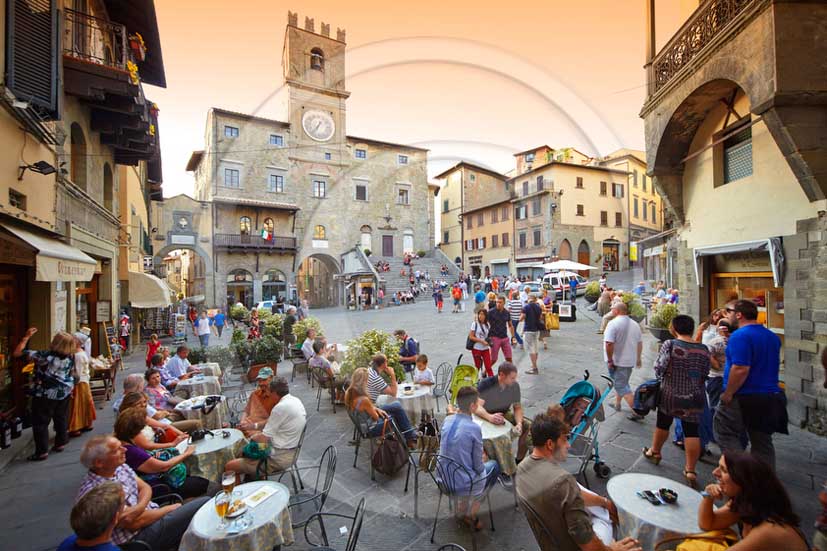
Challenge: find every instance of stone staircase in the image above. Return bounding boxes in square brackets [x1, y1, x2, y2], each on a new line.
[369, 251, 461, 295]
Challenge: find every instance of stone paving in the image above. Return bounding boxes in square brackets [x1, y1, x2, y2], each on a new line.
[2, 275, 827, 550]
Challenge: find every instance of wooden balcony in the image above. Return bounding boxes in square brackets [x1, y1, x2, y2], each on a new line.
[214, 234, 297, 252]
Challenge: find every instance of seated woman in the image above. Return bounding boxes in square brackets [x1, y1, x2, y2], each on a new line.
[698, 451, 809, 550]
[345, 368, 417, 448]
[144, 364, 184, 419]
[115, 407, 213, 500]
[118, 392, 187, 450]
[309, 341, 348, 402]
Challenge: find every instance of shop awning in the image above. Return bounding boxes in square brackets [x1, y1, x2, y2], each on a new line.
[490, 258, 510, 264]
[128, 271, 172, 308]
[1, 223, 96, 282]
[693, 237, 783, 287]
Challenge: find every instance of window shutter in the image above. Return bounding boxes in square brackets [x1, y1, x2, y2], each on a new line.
[6, 0, 61, 119]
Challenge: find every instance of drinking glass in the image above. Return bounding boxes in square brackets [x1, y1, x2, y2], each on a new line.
[214, 491, 230, 530]
[221, 471, 236, 495]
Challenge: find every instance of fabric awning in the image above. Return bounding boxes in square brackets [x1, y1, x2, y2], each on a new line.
[1, 223, 96, 281]
[128, 271, 171, 308]
[490, 258, 510, 264]
[693, 237, 783, 287]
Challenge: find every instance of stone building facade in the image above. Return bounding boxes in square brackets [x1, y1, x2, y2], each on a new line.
[641, 0, 827, 431]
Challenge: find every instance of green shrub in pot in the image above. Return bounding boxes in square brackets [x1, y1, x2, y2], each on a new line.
[650, 303, 679, 330]
[293, 317, 323, 345]
[340, 329, 404, 382]
[584, 281, 601, 303]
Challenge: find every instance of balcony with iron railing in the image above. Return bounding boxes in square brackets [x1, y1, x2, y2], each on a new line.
[646, 0, 764, 99]
[214, 234, 297, 251]
[63, 8, 128, 72]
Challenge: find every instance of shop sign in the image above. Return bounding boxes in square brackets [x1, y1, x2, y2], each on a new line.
[96, 301, 111, 321]
[630, 242, 638, 262]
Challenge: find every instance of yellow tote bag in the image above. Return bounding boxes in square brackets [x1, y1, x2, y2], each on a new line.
[655, 530, 739, 551]
[546, 312, 560, 331]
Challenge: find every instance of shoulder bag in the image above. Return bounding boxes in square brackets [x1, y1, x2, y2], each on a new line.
[371, 419, 409, 476]
[466, 322, 477, 351]
[654, 529, 739, 551]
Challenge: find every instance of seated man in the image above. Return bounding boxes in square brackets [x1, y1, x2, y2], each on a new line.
[439, 386, 500, 530]
[236, 367, 278, 438]
[77, 435, 209, 550]
[475, 362, 531, 462]
[301, 328, 319, 360]
[112, 374, 201, 434]
[516, 414, 641, 551]
[159, 345, 200, 390]
[225, 378, 306, 481]
[367, 353, 398, 406]
[58, 481, 123, 551]
[309, 340, 348, 401]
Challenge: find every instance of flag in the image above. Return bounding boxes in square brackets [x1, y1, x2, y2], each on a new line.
[260, 229, 271, 241]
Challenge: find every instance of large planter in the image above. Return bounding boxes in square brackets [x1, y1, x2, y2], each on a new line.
[647, 326, 672, 343]
[585, 294, 599, 304]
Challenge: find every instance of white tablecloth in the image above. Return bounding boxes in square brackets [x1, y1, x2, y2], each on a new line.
[175, 395, 228, 430]
[472, 414, 516, 475]
[395, 384, 435, 425]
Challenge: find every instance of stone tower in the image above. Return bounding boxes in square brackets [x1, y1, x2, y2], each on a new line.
[283, 11, 350, 164]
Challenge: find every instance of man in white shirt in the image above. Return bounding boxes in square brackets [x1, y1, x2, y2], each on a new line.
[603, 303, 643, 419]
[301, 328, 320, 360]
[226, 378, 306, 480]
[195, 311, 211, 348]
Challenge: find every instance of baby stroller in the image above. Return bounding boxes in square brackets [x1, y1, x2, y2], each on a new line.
[560, 370, 613, 486]
[446, 355, 479, 407]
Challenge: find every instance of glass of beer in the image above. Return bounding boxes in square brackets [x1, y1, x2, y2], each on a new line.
[221, 471, 236, 495]
[214, 491, 230, 529]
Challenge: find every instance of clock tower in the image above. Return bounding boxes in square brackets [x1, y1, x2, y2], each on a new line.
[283, 12, 350, 163]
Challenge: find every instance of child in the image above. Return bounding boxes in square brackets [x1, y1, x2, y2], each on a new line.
[413, 354, 434, 386]
[145, 333, 161, 368]
[436, 289, 444, 313]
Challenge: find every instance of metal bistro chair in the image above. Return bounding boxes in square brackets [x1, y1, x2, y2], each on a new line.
[432, 361, 454, 412]
[387, 417, 433, 519]
[426, 454, 496, 549]
[346, 403, 382, 481]
[119, 492, 183, 551]
[303, 497, 366, 551]
[437, 545, 468, 551]
[311, 364, 338, 413]
[256, 424, 307, 492]
[286, 445, 337, 531]
[517, 495, 561, 551]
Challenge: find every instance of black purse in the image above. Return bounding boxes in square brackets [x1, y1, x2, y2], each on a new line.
[465, 322, 477, 350]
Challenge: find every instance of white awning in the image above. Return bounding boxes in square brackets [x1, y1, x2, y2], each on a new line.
[515, 260, 544, 268]
[693, 237, 783, 287]
[128, 271, 172, 308]
[490, 258, 510, 264]
[1, 223, 96, 282]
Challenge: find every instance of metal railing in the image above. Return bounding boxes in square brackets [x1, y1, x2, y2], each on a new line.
[214, 233, 297, 250]
[63, 8, 127, 70]
[650, 0, 757, 94]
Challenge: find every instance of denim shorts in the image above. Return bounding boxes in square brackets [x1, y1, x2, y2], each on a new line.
[608, 364, 633, 396]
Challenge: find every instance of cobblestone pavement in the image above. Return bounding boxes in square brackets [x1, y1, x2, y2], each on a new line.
[2, 284, 826, 550]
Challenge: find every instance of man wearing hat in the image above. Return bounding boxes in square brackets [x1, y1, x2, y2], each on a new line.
[236, 367, 278, 438]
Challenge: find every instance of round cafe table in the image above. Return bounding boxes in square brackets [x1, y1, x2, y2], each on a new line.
[183, 427, 246, 483]
[194, 362, 222, 379]
[175, 395, 229, 430]
[607, 472, 704, 550]
[175, 375, 222, 400]
[180, 480, 294, 551]
[395, 384, 435, 425]
[472, 414, 516, 476]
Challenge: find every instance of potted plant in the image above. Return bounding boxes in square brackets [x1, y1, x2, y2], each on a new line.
[416, 250, 427, 258]
[363, 248, 372, 257]
[621, 292, 647, 323]
[648, 303, 679, 343]
[584, 281, 601, 304]
[230, 304, 249, 323]
[246, 335, 282, 381]
[340, 329, 404, 382]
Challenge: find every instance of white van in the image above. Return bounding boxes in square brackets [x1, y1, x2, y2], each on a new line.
[541, 271, 588, 298]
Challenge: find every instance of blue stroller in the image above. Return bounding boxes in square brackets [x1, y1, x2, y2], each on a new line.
[560, 370, 613, 486]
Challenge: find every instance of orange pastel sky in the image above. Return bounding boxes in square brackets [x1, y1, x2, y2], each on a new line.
[147, 0, 695, 197]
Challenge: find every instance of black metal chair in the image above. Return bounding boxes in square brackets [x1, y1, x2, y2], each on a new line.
[310, 364, 337, 413]
[255, 423, 307, 492]
[119, 541, 151, 551]
[286, 445, 337, 530]
[303, 497, 366, 551]
[432, 362, 454, 412]
[517, 495, 561, 550]
[437, 545, 468, 551]
[425, 454, 496, 549]
[387, 416, 434, 519]
[346, 405, 379, 481]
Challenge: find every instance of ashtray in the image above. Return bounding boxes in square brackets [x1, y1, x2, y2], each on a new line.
[659, 488, 678, 504]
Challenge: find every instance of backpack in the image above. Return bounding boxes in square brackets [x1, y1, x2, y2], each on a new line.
[633, 379, 661, 416]
[407, 337, 420, 356]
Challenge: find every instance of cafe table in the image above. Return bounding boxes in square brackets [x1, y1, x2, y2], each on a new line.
[175, 395, 229, 430]
[183, 427, 246, 482]
[174, 375, 222, 400]
[607, 472, 704, 550]
[179, 480, 294, 551]
[193, 362, 222, 379]
[395, 384, 435, 425]
[472, 414, 516, 476]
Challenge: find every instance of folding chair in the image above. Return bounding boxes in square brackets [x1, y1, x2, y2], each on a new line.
[432, 362, 454, 412]
[311, 365, 337, 413]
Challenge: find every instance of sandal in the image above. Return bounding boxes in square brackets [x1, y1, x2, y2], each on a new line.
[642, 447, 662, 465]
[683, 469, 698, 489]
[524, 369, 539, 375]
[27, 453, 48, 462]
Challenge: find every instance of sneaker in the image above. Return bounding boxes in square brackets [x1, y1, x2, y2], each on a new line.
[524, 368, 539, 375]
[627, 413, 645, 421]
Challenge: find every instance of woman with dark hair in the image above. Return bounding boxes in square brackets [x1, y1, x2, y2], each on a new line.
[468, 308, 494, 377]
[642, 314, 710, 488]
[699, 451, 809, 550]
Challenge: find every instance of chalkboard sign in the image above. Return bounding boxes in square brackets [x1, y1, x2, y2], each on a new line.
[102, 322, 121, 362]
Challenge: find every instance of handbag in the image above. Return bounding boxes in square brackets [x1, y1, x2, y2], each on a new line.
[371, 420, 408, 476]
[242, 440, 271, 460]
[633, 378, 661, 416]
[654, 529, 739, 551]
[466, 322, 477, 351]
[546, 312, 560, 331]
[147, 447, 188, 488]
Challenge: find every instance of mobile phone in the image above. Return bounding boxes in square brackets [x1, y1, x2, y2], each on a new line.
[637, 490, 661, 506]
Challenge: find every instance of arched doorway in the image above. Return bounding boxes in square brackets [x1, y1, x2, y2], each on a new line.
[227, 269, 254, 309]
[403, 229, 414, 255]
[296, 254, 340, 308]
[602, 240, 620, 272]
[360, 225, 372, 253]
[157, 248, 209, 302]
[559, 239, 572, 260]
[577, 240, 591, 277]
[262, 269, 287, 302]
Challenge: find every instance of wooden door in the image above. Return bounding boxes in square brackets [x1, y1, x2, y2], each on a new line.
[382, 235, 394, 257]
[577, 241, 591, 278]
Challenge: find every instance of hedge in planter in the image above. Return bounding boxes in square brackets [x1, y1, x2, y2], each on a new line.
[621, 292, 647, 321]
[340, 329, 404, 382]
[293, 317, 322, 345]
[649, 303, 679, 330]
[584, 281, 601, 303]
[230, 304, 249, 322]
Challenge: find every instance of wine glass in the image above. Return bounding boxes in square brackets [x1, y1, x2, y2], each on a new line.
[214, 491, 230, 530]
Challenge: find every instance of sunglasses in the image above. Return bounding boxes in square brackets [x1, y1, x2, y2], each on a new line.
[725, 308, 736, 313]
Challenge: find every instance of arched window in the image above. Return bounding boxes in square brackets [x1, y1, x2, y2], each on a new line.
[103, 163, 113, 212]
[313, 225, 326, 240]
[262, 217, 274, 233]
[360, 225, 372, 251]
[239, 216, 251, 235]
[70, 123, 87, 191]
[310, 48, 324, 71]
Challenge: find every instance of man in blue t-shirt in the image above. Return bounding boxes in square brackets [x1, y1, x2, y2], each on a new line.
[715, 299, 787, 470]
[58, 481, 122, 551]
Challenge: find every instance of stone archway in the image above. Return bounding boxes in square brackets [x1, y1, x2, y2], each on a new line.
[153, 243, 214, 305]
[296, 253, 340, 308]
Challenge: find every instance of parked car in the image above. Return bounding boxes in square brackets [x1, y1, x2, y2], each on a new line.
[541, 271, 588, 298]
[255, 300, 280, 313]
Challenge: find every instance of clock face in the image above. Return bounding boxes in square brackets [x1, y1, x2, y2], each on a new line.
[302, 109, 335, 142]
[178, 217, 188, 229]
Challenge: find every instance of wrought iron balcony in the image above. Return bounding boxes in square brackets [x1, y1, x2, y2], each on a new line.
[63, 8, 128, 71]
[214, 234, 297, 251]
[649, 0, 759, 95]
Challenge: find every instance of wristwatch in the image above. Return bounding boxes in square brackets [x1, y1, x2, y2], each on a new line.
[700, 490, 712, 499]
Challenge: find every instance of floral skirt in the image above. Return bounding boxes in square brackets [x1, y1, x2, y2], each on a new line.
[68, 382, 96, 432]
